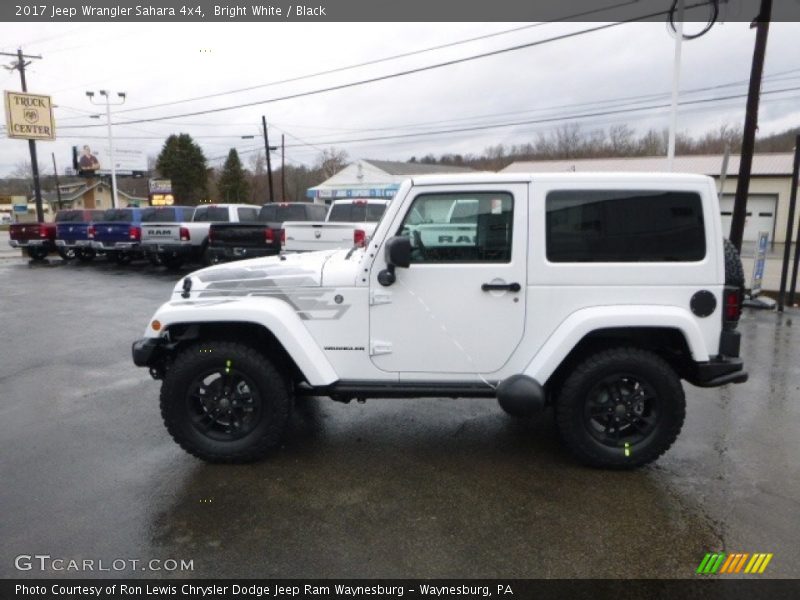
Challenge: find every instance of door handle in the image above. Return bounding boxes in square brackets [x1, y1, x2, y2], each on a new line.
[481, 282, 521, 292]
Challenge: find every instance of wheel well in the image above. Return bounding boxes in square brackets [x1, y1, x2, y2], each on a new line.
[545, 327, 693, 400]
[164, 321, 306, 385]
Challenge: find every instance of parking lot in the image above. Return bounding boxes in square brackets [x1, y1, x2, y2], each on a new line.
[1, 253, 799, 579]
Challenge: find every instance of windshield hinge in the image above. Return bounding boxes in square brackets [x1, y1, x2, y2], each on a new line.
[370, 340, 393, 356]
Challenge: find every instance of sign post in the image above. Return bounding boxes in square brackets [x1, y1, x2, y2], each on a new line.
[750, 231, 770, 298]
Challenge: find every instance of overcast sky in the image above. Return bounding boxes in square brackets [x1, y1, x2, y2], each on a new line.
[0, 18, 799, 177]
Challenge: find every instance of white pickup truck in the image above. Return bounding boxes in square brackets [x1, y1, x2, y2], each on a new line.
[140, 203, 259, 269]
[281, 198, 390, 253]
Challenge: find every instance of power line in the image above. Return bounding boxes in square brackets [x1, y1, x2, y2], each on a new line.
[59, 5, 689, 130]
[83, 0, 639, 119]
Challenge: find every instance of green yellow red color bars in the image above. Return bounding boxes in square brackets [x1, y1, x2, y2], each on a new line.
[696, 553, 773, 574]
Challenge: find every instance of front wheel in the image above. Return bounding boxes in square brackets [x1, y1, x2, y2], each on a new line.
[554, 347, 685, 469]
[159, 342, 292, 462]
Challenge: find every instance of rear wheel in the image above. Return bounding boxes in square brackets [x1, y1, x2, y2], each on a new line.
[57, 247, 77, 261]
[162, 254, 184, 270]
[160, 342, 292, 463]
[76, 248, 96, 262]
[148, 253, 163, 266]
[555, 347, 685, 469]
[201, 244, 219, 266]
[27, 246, 49, 261]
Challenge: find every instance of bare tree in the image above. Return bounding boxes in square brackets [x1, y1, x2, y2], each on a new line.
[316, 147, 349, 179]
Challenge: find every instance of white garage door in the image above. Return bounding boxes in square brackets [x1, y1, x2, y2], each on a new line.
[720, 194, 777, 243]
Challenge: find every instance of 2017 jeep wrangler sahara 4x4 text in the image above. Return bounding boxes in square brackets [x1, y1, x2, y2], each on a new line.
[132, 173, 747, 469]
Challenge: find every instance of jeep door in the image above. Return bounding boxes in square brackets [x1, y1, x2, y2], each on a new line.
[369, 184, 528, 374]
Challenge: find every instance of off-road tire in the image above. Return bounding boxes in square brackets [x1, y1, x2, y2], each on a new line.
[160, 341, 292, 463]
[723, 238, 745, 289]
[27, 246, 49, 261]
[555, 347, 685, 469]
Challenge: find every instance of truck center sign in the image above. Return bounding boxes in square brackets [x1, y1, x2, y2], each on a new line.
[4, 91, 56, 141]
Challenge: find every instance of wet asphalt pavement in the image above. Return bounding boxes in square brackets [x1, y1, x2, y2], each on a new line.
[0, 255, 798, 580]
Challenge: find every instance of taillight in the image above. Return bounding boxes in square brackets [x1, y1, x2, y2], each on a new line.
[265, 228, 274, 244]
[179, 227, 190, 242]
[129, 226, 141, 241]
[39, 225, 47, 238]
[724, 287, 742, 323]
[280, 229, 286, 246]
[87, 225, 95, 239]
[353, 229, 366, 248]
[208, 228, 214, 243]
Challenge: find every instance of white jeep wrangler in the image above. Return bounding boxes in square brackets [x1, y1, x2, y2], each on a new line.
[133, 173, 747, 469]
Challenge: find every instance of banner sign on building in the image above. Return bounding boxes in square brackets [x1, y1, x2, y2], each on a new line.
[4, 91, 56, 140]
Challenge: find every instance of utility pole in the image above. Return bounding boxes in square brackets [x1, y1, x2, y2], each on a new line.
[2, 49, 44, 222]
[729, 0, 772, 251]
[281, 134, 286, 201]
[52, 153, 63, 210]
[777, 136, 799, 311]
[262, 116, 274, 203]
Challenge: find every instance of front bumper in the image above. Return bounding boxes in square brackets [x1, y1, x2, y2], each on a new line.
[132, 337, 165, 367]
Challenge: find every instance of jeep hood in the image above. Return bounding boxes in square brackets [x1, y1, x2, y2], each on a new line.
[172, 248, 360, 298]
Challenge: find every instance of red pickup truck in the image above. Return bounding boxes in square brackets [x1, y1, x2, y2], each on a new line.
[8, 221, 57, 261]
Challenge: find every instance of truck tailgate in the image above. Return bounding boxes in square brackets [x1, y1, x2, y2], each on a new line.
[283, 222, 358, 252]
[141, 224, 182, 244]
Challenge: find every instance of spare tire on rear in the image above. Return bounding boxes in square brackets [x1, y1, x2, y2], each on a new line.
[723, 238, 745, 290]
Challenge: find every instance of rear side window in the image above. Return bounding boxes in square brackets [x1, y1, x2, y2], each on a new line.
[545, 190, 706, 262]
[327, 202, 387, 223]
[193, 206, 230, 222]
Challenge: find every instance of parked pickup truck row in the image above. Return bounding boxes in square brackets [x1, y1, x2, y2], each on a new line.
[9, 198, 391, 266]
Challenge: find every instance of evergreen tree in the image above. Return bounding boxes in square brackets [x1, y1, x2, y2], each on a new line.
[156, 134, 208, 204]
[217, 148, 250, 203]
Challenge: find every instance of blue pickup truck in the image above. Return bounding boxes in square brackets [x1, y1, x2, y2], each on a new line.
[54, 209, 105, 262]
[90, 208, 144, 265]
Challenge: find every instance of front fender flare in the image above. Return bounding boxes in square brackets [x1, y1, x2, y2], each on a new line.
[146, 296, 338, 386]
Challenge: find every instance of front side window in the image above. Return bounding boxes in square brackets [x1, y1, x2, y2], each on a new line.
[397, 192, 513, 263]
[546, 190, 706, 262]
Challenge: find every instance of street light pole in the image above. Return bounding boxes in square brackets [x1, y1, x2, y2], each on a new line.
[87, 90, 126, 208]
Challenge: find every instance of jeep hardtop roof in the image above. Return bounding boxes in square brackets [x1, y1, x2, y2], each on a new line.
[408, 172, 713, 187]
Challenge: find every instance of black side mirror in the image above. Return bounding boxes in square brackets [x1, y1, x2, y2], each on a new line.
[378, 236, 411, 286]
